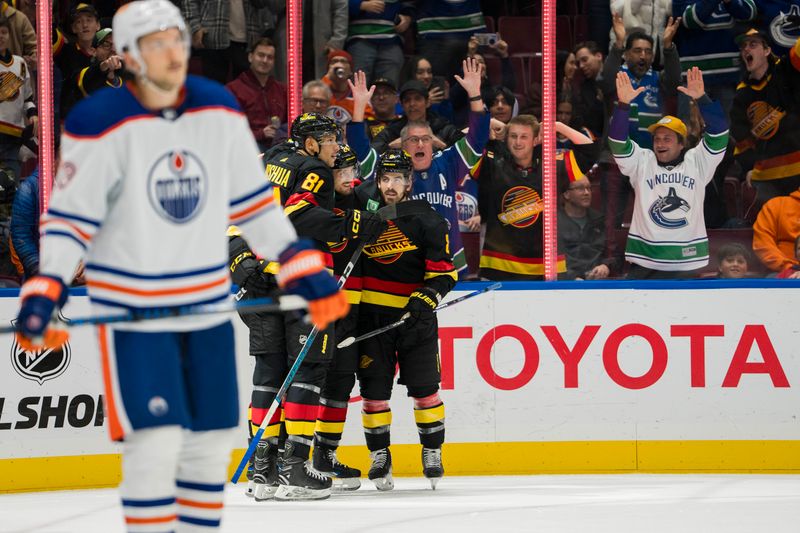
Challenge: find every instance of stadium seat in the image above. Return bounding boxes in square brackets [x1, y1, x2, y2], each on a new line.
[498, 16, 540, 55]
[484, 15, 495, 33]
[528, 54, 543, 84]
[556, 15, 573, 50]
[484, 56, 503, 86]
[573, 15, 589, 45]
[723, 176, 741, 219]
[741, 181, 759, 223]
[510, 56, 530, 92]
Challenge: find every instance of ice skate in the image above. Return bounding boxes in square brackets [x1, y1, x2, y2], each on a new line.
[368, 448, 394, 491]
[313, 445, 361, 491]
[422, 447, 443, 490]
[252, 441, 279, 501]
[275, 445, 332, 501]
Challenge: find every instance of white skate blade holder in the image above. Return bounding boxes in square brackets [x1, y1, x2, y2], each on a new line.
[274, 485, 331, 501]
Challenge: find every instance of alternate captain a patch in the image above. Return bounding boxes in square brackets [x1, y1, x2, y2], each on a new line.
[147, 150, 208, 223]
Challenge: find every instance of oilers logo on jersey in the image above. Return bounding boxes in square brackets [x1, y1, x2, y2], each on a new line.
[147, 150, 207, 223]
[648, 187, 690, 229]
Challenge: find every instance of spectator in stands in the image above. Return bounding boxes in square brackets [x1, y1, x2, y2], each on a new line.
[608, 69, 729, 279]
[610, 0, 674, 66]
[57, 3, 100, 118]
[366, 77, 399, 140]
[323, 49, 373, 126]
[0, 167, 18, 286]
[559, 177, 615, 280]
[601, 13, 682, 150]
[9, 165, 36, 279]
[400, 55, 453, 122]
[369, 79, 463, 153]
[474, 115, 597, 281]
[752, 184, 800, 274]
[730, 29, 800, 204]
[76, 28, 123, 98]
[716, 242, 750, 279]
[302, 79, 333, 115]
[0, 15, 35, 183]
[269, 0, 347, 82]
[345, 0, 412, 86]
[415, 0, 485, 80]
[777, 236, 800, 279]
[485, 85, 517, 126]
[672, 0, 756, 119]
[182, 0, 275, 83]
[452, 35, 515, 127]
[0, 0, 34, 68]
[226, 37, 287, 152]
[572, 41, 606, 140]
[599, 16, 682, 252]
[556, 49, 577, 102]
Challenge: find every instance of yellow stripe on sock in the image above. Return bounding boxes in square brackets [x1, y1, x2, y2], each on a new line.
[414, 404, 445, 424]
[362, 410, 392, 428]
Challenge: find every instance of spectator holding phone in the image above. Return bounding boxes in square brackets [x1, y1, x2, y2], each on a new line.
[416, 0, 486, 80]
[449, 34, 515, 128]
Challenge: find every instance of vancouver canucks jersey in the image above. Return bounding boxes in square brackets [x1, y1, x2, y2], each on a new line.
[609, 99, 729, 270]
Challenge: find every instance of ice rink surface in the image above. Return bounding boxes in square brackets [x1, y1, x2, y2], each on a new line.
[3, 474, 800, 533]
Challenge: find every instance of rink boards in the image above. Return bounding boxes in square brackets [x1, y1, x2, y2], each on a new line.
[1, 281, 800, 492]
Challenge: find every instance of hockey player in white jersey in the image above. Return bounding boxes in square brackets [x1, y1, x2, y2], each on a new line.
[608, 67, 729, 278]
[13, 2, 348, 531]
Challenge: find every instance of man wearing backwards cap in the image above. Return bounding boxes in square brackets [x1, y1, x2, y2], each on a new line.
[729, 27, 800, 203]
[609, 67, 729, 278]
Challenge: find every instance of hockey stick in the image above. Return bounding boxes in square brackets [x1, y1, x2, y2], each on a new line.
[230, 202, 402, 484]
[0, 295, 308, 335]
[336, 282, 502, 349]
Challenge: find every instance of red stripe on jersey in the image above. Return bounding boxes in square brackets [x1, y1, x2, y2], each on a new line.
[425, 259, 455, 272]
[284, 191, 320, 208]
[362, 276, 423, 295]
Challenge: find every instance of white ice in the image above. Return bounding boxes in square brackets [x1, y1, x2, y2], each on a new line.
[2, 474, 800, 533]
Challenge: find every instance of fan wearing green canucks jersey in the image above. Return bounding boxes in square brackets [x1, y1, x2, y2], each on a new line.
[609, 68, 729, 278]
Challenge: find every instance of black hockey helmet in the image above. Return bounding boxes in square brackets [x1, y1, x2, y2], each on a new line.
[376, 149, 413, 178]
[290, 112, 340, 146]
[333, 144, 359, 171]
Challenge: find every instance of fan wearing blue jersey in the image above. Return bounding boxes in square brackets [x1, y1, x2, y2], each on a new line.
[13, 2, 348, 531]
[346, 60, 489, 277]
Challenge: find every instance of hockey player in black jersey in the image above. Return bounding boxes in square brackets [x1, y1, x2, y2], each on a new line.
[310, 144, 374, 490]
[356, 150, 457, 490]
[243, 118, 384, 500]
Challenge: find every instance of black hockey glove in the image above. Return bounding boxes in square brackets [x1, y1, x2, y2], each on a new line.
[345, 209, 387, 242]
[403, 287, 440, 331]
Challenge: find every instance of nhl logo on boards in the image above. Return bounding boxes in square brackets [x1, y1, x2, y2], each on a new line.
[9, 319, 71, 385]
[147, 150, 207, 224]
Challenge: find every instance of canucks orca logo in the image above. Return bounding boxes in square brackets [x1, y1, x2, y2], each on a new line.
[147, 150, 207, 223]
[649, 187, 690, 229]
[10, 316, 71, 385]
[770, 5, 800, 49]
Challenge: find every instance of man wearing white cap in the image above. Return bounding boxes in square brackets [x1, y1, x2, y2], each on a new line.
[609, 67, 729, 279]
